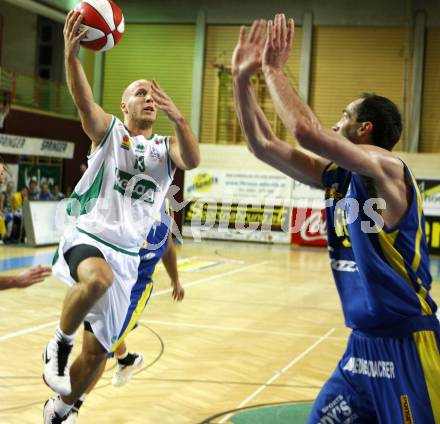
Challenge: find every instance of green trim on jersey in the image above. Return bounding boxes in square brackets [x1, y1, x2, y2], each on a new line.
[164, 136, 172, 179]
[87, 116, 116, 159]
[76, 227, 138, 256]
[52, 247, 59, 265]
[67, 162, 106, 217]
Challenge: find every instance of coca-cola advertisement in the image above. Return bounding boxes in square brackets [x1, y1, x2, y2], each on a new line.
[291, 207, 327, 246]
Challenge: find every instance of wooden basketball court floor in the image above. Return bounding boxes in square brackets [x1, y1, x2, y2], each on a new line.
[0, 240, 439, 424]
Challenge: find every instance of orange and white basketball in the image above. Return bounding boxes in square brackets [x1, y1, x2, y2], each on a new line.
[74, 0, 124, 52]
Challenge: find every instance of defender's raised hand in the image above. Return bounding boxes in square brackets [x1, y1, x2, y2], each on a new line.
[232, 19, 267, 78]
[63, 10, 88, 59]
[151, 80, 183, 123]
[263, 14, 294, 72]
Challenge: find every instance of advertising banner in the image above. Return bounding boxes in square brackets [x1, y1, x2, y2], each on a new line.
[0, 133, 75, 159]
[18, 164, 62, 190]
[417, 178, 440, 217]
[291, 207, 327, 246]
[183, 168, 293, 243]
[184, 168, 293, 202]
[182, 167, 440, 251]
[425, 215, 440, 255]
[291, 180, 325, 209]
[182, 200, 291, 243]
[291, 177, 440, 253]
[417, 178, 440, 254]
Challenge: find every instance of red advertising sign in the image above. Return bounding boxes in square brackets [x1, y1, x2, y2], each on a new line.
[291, 207, 327, 246]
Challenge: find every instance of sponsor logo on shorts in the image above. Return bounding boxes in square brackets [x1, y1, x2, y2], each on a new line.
[343, 357, 395, 379]
[318, 394, 358, 424]
[114, 168, 157, 203]
[330, 259, 358, 272]
[400, 395, 414, 424]
[141, 252, 156, 261]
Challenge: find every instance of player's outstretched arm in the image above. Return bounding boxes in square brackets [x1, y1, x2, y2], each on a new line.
[161, 231, 184, 302]
[232, 20, 328, 188]
[262, 14, 397, 180]
[64, 10, 112, 150]
[151, 81, 200, 171]
[0, 265, 51, 290]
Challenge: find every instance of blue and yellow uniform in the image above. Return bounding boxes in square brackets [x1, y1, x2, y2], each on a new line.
[308, 162, 440, 424]
[111, 201, 172, 352]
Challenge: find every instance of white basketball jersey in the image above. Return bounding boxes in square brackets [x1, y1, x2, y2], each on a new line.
[67, 116, 175, 253]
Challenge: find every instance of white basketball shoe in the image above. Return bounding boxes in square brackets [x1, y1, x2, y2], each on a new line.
[43, 396, 72, 424]
[43, 337, 73, 396]
[112, 352, 144, 387]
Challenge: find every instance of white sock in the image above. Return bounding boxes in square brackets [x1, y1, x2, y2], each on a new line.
[55, 326, 75, 345]
[79, 394, 87, 402]
[116, 350, 128, 360]
[54, 396, 73, 418]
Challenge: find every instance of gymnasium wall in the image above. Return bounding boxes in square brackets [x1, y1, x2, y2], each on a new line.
[194, 144, 440, 179]
[102, 24, 195, 135]
[1, 0, 439, 153]
[421, 28, 440, 153]
[200, 25, 302, 145]
[3, 107, 90, 191]
[80, 49, 96, 89]
[101, 0, 439, 151]
[199, 23, 437, 152]
[99, 19, 439, 151]
[149, 0, 439, 26]
[182, 144, 440, 249]
[46, 0, 440, 26]
[310, 27, 407, 151]
[0, 2, 37, 75]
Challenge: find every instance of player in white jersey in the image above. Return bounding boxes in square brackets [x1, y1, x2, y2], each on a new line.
[65, 205, 183, 424]
[43, 10, 200, 423]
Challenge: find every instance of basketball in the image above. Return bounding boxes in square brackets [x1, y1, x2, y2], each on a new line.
[74, 0, 124, 52]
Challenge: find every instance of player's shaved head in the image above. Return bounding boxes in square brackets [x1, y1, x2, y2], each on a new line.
[122, 79, 151, 102]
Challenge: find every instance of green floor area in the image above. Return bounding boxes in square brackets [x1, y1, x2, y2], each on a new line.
[230, 402, 313, 424]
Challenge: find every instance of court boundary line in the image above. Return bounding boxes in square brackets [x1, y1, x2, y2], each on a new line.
[0, 261, 269, 343]
[151, 260, 269, 297]
[0, 321, 58, 343]
[139, 319, 347, 341]
[219, 327, 336, 423]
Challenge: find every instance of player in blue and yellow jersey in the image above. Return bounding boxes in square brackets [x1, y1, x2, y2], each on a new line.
[232, 15, 440, 423]
[65, 200, 184, 423]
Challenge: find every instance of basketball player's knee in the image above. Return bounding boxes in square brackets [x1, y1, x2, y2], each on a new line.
[88, 269, 113, 294]
[83, 348, 107, 367]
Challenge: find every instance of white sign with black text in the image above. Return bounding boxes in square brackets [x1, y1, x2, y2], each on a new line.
[0, 133, 75, 159]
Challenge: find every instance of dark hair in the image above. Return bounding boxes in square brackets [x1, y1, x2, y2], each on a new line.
[0, 156, 10, 175]
[356, 93, 402, 150]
